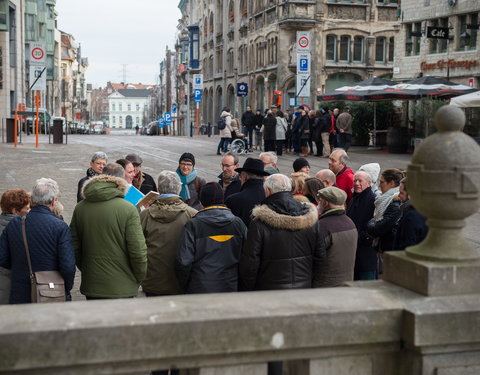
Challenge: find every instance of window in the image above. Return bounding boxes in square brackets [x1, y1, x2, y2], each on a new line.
[376, 37, 386, 62]
[429, 18, 448, 54]
[37, 0, 46, 11]
[119, 116, 123, 125]
[39, 22, 46, 39]
[405, 23, 421, 56]
[136, 103, 140, 111]
[326, 35, 337, 61]
[9, 7, 16, 67]
[388, 37, 395, 62]
[112, 116, 116, 124]
[353, 36, 364, 62]
[339, 36, 351, 62]
[26, 13, 36, 41]
[112, 103, 116, 111]
[136, 117, 140, 125]
[119, 103, 123, 111]
[127, 103, 131, 111]
[458, 13, 478, 51]
[377, 0, 398, 4]
[0, 1, 7, 31]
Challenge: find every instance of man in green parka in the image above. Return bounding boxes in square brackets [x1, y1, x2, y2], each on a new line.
[70, 164, 147, 299]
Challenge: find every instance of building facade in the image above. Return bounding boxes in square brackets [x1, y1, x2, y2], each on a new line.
[393, 0, 479, 86]
[176, 0, 399, 126]
[108, 88, 152, 129]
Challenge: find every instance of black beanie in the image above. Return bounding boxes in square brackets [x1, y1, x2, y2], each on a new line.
[293, 157, 310, 172]
[200, 182, 224, 207]
[179, 152, 195, 166]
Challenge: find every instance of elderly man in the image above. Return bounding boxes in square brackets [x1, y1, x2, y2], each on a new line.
[336, 107, 353, 151]
[218, 152, 241, 200]
[70, 163, 147, 299]
[328, 149, 354, 205]
[346, 171, 377, 280]
[239, 173, 325, 291]
[0, 178, 76, 304]
[316, 186, 357, 287]
[77, 151, 108, 202]
[259, 151, 279, 173]
[125, 153, 157, 195]
[225, 158, 269, 227]
[315, 169, 336, 187]
[140, 171, 197, 296]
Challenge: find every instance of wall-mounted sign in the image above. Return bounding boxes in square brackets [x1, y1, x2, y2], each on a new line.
[426, 27, 450, 39]
[420, 59, 478, 71]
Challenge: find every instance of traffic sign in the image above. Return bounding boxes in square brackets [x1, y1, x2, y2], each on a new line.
[193, 74, 203, 89]
[296, 32, 311, 52]
[29, 65, 47, 91]
[296, 73, 310, 98]
[164, 112, 172, 125]
[236, 82, 248, 97]
[194, 89, 202, 103]
[297, 53, 310, 73]
[30, 42, 46, 65]
[158, 117, 165, 128]
[172, 103, 177, 114]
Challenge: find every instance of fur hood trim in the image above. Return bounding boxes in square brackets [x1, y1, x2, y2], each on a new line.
[252, 202, 318, 231]
[81, 175, 130, 198]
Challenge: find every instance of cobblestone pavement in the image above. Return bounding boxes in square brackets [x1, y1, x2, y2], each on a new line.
[1, 132, 479, 300]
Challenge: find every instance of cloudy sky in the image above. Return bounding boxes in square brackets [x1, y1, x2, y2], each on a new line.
[55, 0, 181, 88]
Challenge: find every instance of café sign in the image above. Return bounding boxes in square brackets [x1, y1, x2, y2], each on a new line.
[426, 26, 450, 39]
[420, 59, 478, 71]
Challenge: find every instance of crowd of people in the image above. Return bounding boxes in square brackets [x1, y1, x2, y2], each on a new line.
[0, 145, 429, 375]
[217, 104, 354, 158]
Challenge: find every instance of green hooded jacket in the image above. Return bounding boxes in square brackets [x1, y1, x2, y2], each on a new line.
[70, 175, 147, 298]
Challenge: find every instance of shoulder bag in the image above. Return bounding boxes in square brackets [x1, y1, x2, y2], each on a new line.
[21, 216, 66, 303]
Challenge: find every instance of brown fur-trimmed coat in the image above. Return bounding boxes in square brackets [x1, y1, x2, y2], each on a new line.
[239, 191, 326, 291]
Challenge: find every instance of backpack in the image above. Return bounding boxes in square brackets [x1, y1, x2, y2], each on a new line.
[217, 117, 226, 130]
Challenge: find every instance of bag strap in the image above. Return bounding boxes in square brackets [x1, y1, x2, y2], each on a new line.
[21, 216, 34, 279]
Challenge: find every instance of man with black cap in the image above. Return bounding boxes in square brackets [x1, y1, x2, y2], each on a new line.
[125, 153, 157, 195]
[175, 153, 206, 210]
[225, 158, 270, 227]
[316, 186, 358, 287]
[176, 182, 247, 294]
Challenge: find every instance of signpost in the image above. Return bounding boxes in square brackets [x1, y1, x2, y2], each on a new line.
[192, 73, 203, 136]
[296, 33, 311, 100]
[29, 43, 46, 148]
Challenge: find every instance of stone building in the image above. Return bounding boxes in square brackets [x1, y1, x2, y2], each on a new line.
[177, 0, 399, 125]
[393, 0, 479, 86]
[107, 89, 152, 129]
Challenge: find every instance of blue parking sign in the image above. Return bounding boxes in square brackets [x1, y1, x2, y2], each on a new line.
[164, 112, 172, 125]
[194, 89, 202, 103]
[159, 117, 165, 128]
[299, 58, 308, 72]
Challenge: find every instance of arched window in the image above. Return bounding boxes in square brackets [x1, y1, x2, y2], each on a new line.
[326, 35, 337, 61]
[353, 36, 365, 62]
[228, 1, 234, 23]
[216, 0, 223, 33]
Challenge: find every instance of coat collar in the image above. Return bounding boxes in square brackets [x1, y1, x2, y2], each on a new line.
[252, 200, 318, 231]
[81, 175, 129, 199]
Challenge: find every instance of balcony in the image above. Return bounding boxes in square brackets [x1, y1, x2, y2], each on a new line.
[278, 2, 316, 30]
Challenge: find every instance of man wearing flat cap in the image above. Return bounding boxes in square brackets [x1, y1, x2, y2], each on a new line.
[125, 153, 157, 195]
[315, 186, 358, 287]
[225, 158, 269, 227]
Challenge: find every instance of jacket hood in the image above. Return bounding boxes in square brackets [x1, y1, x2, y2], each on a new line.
[221, 111, 232, 118]
[195, 206, 237, 228]
[148, 196, 192, 223]
[253, 193, 318, 230]
[82, 175, 129, 202]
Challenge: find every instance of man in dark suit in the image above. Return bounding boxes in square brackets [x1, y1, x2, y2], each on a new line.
[225, 158, 270, 228]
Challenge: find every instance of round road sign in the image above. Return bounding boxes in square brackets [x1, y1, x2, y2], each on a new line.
[31, 47, 45, 61]
[298, 36, 309, 49]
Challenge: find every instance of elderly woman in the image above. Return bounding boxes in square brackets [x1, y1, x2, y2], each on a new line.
[116, 159, 136, 185]
[176, 153, 206, 210]
[0, 189, 31, 304]
[290, 171, 310, 204]
[77, 151, 108, 202]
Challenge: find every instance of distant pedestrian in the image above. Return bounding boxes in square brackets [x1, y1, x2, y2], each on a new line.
[0, 178, 76, 304]
[176, 153, 206, 211]
[253, 109, 264, 151]
[285, 108, 293, 153]
[330, 108, 339, 150]
[70, 165, 147, 300]
[176, 182, 247, 294]
[241, 105, 256, 151]
[217, 108, 233, 155]
[225, 158, 269, 227]
[328, 149, 354, 206]
[262, 110, 276, 152]
[140, 171, 197, 296]
[319, 107, 332, 157]
[125, 153, 158, 195]
[336, 107, 353, 151]
[316, 186, 357, 286]
[218, 152, 242, 200]
[77, 151, 108, 202]
[275, 110, 287, 156]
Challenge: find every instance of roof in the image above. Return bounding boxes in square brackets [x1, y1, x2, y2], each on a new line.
[109, 82, 155, 91]
[117, 89, 152, 98]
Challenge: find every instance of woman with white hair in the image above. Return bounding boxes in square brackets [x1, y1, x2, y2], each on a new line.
[77, 151, 108, 202]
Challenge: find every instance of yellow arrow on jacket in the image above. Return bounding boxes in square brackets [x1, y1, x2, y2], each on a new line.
[208, 235, 234, 242]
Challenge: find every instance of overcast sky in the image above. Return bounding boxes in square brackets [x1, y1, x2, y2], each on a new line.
[55, 0, 181, 88]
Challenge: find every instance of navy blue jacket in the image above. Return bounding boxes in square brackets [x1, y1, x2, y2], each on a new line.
[0, 206, 76, 304]
[225, 178, 266, 228]
[392, 201, 428, 250]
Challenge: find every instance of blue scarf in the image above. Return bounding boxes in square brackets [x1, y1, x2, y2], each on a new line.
[176, 168, 197, 201]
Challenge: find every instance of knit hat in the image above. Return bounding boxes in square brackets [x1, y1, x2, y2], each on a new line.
[125, 153, 143, 166]
[293, 157, 310, 172]
[359, 163, 381, 184]
[179, 152, 195, 166]
[316, 186, 347, 206]
[200, 182, 224, 207]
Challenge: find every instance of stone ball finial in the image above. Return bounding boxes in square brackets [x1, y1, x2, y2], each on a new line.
[434, 105, 466, 132]
[406, 105, 480, 261]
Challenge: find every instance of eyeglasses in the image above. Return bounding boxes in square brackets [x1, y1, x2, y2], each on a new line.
[180, 162, 193, 167]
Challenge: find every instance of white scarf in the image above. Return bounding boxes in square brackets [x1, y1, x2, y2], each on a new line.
[374, 186, 399, 221]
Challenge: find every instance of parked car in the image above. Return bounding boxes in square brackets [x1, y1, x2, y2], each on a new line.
[145, 121, 159, 135]
[93, 125, 103, 134]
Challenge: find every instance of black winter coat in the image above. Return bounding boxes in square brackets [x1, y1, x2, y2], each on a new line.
[176, 206, 247, 294]
[347, 187, 377, 274]
[218, 173, 242, 201]
[299, 115, 310, 140]
[138, 172, 157, 195]
[253, 114, 264, 129]
[239, 192, 325, 291]
[225, 179, 265, 227]
[241, 110, 256, 129]
[77, 168, 98, 202]
[367, 199, 401, 252]
[262, 115, 277, 141]
[392, 201, 428, 251]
